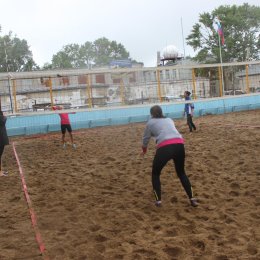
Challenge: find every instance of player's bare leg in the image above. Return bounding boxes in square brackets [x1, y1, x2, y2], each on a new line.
[69, 132, 76, 149]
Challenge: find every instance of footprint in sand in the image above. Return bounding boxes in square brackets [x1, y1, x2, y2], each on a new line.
[95, 234, 108, 242]
[230, 182, 240, 190]
[165, 229, 178, 237]
[9, 196, 21, 202]
[163, 246, 184, 257]
[133, 248, 156, 257]
[95, 243, 106, 253]
[229, 190, 240, 196]
[213, 255, 229, 260]
[170, 196, 178, 204]
[121, 242, 134, 254]
[193, 240, 206, 251]
[89, 224, 101, 232]
[247, 242, 258, 255]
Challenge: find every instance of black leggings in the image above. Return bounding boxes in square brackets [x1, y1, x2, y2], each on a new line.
[187, 114, 196, 132]
[152, 144, 194, 201]
[0, 145, 5, 169]
[0, 145, 4, 159]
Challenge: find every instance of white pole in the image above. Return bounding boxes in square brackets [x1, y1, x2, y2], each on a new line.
[4, 39, 13, 113]
[181, 17, 186, 59]
[218, 34, 225, 94]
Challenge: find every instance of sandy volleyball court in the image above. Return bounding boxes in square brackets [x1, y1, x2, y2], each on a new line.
[0, 110, 259, 259]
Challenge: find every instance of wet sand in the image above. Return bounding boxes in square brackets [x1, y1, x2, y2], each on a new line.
[0, 110, 259, 259]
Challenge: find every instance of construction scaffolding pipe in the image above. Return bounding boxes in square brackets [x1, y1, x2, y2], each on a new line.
[156, 69, 162, 102]
[192, 68, 197, 99]
[246, 65, 250, 94]
[218, 66, 223, 97]
[12, 79, 18, 113]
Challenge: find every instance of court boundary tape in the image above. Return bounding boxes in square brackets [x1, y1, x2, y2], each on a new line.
[12, 142, 49, 259]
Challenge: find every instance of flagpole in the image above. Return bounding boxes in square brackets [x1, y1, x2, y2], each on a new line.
[181, 17, 186, 59]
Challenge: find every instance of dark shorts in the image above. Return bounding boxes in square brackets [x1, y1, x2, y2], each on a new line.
[61, 124, 72, 134]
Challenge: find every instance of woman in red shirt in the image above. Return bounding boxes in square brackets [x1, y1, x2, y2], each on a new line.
[53, 106, 76, 149]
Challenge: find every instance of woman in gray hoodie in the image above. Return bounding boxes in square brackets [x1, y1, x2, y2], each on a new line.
[142, 105, 198, 207]
[0, 111, 9, 176]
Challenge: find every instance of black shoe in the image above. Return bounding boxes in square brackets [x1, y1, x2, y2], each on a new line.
[190, 198, 198, 207]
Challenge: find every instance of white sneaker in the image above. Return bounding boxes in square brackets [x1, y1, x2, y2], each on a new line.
[0, 171, 8, 177]
[155, 201, 162, 207]
[72, 144, 76, 149]
[190, 198, 198, 207]
[63, 143, 66, 149]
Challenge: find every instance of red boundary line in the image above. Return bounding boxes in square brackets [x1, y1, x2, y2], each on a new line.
[12, 142, 49, 259]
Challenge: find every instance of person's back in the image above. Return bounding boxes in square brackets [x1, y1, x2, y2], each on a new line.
[143, 117, 182, 147]
[141, 105, 198, 207]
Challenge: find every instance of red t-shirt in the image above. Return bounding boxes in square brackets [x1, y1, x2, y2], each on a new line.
[53, 106, 71, 125]
[59, 113, 70, 125]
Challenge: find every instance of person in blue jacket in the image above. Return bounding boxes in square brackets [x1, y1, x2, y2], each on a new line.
[184, 91, 196, 132]
[141, 105, 198, 207]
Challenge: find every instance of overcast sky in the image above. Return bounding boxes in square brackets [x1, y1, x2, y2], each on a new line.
[1, 0, 259, 67]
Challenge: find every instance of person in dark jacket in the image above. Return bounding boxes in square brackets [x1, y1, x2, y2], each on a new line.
[0, 111, 9, 176]
[184, 91, 196, 132]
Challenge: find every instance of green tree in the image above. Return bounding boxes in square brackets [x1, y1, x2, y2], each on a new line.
[42, 62, 53, 70]
[79, 41, 95, 68]
[50, 37, 131, 69]
[0, 32, 39, 72]
[186, 3, 260, 63]
[93, 37, 129, 66]
[94, 37, 129, 66]
[52, 44, 82, 69]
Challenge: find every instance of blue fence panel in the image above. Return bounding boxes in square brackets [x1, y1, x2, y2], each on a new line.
[5, 94, 260, 136]
[25, 125, 48, 135]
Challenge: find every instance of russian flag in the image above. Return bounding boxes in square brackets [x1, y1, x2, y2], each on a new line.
[215, 17, 225, 45]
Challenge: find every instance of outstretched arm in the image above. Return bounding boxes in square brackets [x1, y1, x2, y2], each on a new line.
[141, 124, 151, 155]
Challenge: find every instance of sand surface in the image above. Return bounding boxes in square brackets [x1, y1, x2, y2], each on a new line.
[0, 110, 259, 259]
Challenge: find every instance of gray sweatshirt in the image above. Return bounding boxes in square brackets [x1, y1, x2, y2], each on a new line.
[142, 118, 183, 148]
